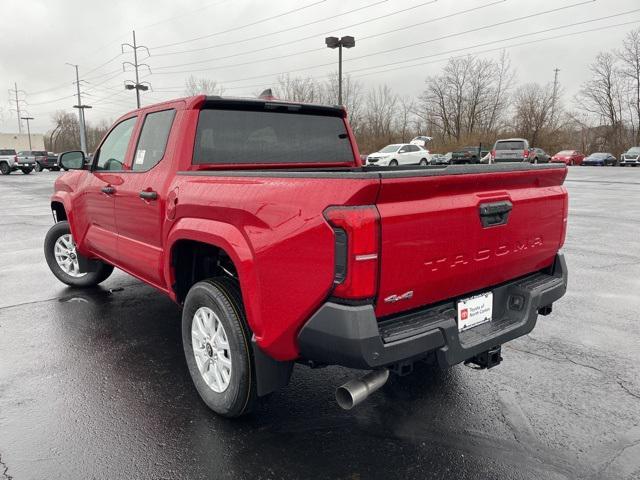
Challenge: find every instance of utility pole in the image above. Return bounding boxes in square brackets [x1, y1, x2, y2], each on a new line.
[66, 63, 92, 153]
[122, 30, 151, 108]
[325, 36, 355, 105]
[20, 117, 34, 150]
[551, 67, 560, 122]
[9, 82, 26, 133]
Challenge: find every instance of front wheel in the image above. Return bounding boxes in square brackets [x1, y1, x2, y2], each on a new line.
[389, 160, 398, 166]
[44, 221, 114, 287]
[34, 162, 42, 172]
[0, 162, 10, 175]
[21, 168, 33, 174]
[182, 277, 257, 417]
[419, 158, 428, 166]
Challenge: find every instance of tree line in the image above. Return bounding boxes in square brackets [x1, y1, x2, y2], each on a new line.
[46, 28, 640, 157]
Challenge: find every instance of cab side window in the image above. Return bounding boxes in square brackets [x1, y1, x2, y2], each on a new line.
[94, 117, 137, 171]
[132, 109, 176, 172]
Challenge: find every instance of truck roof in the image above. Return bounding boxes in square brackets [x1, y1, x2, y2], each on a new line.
[120, 95, 345, 118]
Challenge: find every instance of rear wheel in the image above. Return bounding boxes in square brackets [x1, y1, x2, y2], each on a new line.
[182, 277, 257, 417]
[419, 158, 428, 166]
[44, 221, 114, 287]
[21, 168, 33, 174]
[569, 160, 575, 166]
[34, 162, 42, 172]
[0, 162, 10, 175]
[533, 157, 539, 164]
[389, 160, 398, 166]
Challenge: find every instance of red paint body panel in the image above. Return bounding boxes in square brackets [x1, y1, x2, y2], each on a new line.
[51, 95, 568, 362]
[374, 168, 568, 317]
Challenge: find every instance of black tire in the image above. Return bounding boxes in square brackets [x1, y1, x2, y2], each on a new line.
[44, 220, 114, 287]
[34, 162, 42, 172]
[533, 157, 539, 164]
[21, 168, 33, 174]
[419, 158, 428, 166]
[0, 162, 10, 175]
[182, 277, 257, 417]
[389, 160, 398, 166]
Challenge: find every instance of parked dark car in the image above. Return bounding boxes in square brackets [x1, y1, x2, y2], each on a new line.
[34, 152, 59, 171]
[450, 146, 489, 164]
[528, 148, 551, 163]
[583, 152, 617, 166]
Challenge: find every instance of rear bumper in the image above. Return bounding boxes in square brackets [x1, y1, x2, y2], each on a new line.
[298, 253, 567, 370]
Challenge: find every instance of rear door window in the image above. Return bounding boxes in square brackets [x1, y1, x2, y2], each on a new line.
[193, 109, 353, 164]
[133, 109, 176, 171]
[495, 141, 525, 150]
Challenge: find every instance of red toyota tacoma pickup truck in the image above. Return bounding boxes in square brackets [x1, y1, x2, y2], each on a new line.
[45, 95, 568, 417]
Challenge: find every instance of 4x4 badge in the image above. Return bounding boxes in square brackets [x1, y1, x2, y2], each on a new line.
[384, 291, 414, 303]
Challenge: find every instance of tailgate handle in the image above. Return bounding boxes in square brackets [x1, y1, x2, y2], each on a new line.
[479, 200, 512, 227]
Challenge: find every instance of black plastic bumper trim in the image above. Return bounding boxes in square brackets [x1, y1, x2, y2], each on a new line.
[297, 253, 568, 370]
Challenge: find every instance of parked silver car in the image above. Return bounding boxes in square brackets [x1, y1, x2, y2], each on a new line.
[491, 138, 530, 163]
[620, 147, 640, 166]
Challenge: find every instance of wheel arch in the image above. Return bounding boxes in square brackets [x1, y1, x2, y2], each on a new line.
[165, 218, 260, 333]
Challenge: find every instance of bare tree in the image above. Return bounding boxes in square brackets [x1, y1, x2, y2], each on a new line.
[618, 28, 640, 144]
[362, 85, 398, 147]
[324, 73, 365, 134]
[396, 96, 415, 143]
[512, 83, 556, 147]
[184, 75, 225, 96]
[418, 54, 515, 147]
[575, 52, 625, 152]
[275, 74, 323, 103]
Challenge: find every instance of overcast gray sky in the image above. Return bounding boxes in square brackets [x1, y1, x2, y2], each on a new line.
[1, 0, 639, 134]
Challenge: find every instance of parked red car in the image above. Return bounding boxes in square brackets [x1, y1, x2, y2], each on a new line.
[551, 150, 585, 166]
[44, 95, 569, 417]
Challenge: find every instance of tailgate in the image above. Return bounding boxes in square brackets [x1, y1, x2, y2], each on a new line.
[374, 164, 568, 317]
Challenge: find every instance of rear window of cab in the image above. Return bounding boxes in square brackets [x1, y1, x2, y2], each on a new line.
[193, 108, 354, 165]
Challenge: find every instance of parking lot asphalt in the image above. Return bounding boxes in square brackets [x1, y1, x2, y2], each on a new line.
[0, 167, 639, 480]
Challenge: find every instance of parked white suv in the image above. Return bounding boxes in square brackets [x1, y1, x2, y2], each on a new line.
[620, 147, 640, 166]
[366, 143, 431, 166]
[0, 149, 35, 175]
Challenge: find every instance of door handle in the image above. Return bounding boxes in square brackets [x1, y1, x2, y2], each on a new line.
[479, 200, 512, 227]
[139, 190, 158, 201]
[101, 186, 115, 194]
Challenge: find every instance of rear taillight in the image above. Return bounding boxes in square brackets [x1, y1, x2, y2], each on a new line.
[490, 149, 495, 158]
[324, 206, 380, 300]
[523, 149, 530, 158]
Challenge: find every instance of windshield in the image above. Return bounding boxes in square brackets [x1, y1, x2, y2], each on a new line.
[33, 151, 47, 156]
[627, 147, 640, 154]
[557, 150, 574, 156]
[379, 144, 401, 153]
[0, 149, 16, 155]
[588, 153, 607, 158]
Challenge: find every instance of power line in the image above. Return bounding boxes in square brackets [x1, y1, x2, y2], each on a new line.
[151, 0, 329, 49]
[151, 0, 500, 73]
[152, 0, 396, 58]
[165, 9, 640, 92]
[152, 0, 598, 78]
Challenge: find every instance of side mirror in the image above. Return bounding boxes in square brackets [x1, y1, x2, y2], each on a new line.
[58, 151, 86, 170]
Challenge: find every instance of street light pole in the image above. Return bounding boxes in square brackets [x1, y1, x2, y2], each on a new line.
[21, 116, 34, 150]
[325, 36, 355, 105]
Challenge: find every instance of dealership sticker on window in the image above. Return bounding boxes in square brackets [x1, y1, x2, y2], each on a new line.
[135, 150, 146, 165]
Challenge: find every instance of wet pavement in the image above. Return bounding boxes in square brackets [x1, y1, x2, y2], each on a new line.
[0, 167, 639, 480]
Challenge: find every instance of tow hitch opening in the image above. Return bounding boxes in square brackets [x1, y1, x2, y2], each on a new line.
[464, 345, 503, 369]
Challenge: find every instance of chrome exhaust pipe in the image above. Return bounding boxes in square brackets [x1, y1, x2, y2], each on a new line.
[335, 369, 389, 410]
